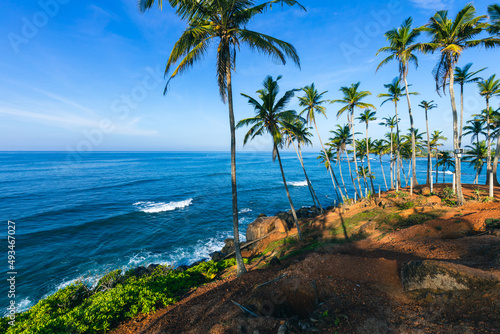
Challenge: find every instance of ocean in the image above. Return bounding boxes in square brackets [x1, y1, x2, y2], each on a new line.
[0, 151, 483, 314]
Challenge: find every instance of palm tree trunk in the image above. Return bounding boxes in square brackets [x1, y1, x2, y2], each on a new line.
[360, 159, 368, 190]
[402, 159, 408, 187]
[293, 142, 323, 211]
[313, 119, 345, 201]
[403, 75, 418, 187]
[345, 150, 358, 200]
[448, 70, 464, 205]
[390, 128, 394, 190]
[300, 148, 324, 210]
[365, 124, 375, 193]
[275, 145, 303, 240]
[485, 97, 492, 186]
[226, 69, 246, 277]
[337, 159, 348, 197]
[492, 136, 500, 186]
[443, 165, 445, 183]
[380, 156, 388, 191]
[435, 152, 439, 184]
[350, 109, 364, 195]
[290, 141, 316, 207]
[394, 102, 402, 190]
[425, 109, 432, 185]
[459, 84, 464, 148]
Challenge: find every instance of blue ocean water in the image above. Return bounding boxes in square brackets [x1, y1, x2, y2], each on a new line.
[0, 151, 483, 313]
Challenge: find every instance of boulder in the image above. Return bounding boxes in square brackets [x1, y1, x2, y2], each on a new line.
[177, 265, 189, 272]
[276, 212, 294, 229]
[401, 260, 500, 294]
[246, 216, 289, 242]
[420, 187, 431, 196]
[257, 213, 267, 218]
[221, 238, 235, 254]
[146, 263, 160, 274]
[210, 251, 226, 262]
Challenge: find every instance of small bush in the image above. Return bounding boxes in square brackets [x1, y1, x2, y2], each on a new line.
[398, 200, 416, 210]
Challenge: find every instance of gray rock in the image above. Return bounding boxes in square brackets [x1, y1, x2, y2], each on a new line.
[401, 260, 500, 294]
[177, 265, 189, 272]
[210, 251, 226, 262]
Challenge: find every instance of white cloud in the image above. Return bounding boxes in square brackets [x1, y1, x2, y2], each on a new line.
[409, 0, 454, 11]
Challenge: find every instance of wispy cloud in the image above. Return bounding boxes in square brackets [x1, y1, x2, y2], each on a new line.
[409, 0, 454, 11]
[0, 106, 158, 137]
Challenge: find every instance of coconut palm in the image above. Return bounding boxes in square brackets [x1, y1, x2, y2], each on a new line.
[419, 100, 437, 185]
[377, 78, 418, 189]
[422, 3, 500, 205]
[329, 124, 356, 198]
[463, 141, 487, 184]
[298, 84, 345, 201]
[402, 128, 425, 186]
[436, 151, 455, 183]
[463, 118, 486, 145]
[488, 4, 500, 35]
[237, 75, 303, 240]
[356, 109, 377, 193]
[384, 131, 399, 188]
[377, 17, 422, 188]
[373, 139, 389, 191]
[489, 108, 500, 186]
[139, 0, 304, 276]
[429, 130, 447, 183]
[477, 75, 500, 186]
[379, 115, 399, 189]
[454, 63, 485, 145]
[284, 118, 323, 211]
[331, 82, 375, 197]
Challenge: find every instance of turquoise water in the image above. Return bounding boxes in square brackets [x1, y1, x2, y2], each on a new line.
[0, 151, 482, 313]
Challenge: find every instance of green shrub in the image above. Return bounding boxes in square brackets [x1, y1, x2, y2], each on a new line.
[2, 259, 238, 334]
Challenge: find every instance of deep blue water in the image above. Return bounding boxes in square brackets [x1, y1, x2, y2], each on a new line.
[0, 151, 484, 313]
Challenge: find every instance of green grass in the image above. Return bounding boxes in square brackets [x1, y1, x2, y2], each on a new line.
[0, 260, 239, 334]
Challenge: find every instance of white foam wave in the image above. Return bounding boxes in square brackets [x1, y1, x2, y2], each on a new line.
[134, 199, 193, 213]
[444, 171, 454, 175]
[125, 230, 247, 268]
[289, 180, 308, 187]
[239, 208, 252, 214]
[2, 297, 33, 317]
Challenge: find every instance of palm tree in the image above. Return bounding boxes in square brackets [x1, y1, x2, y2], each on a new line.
[379, 115, 398, 189]
[373, 139, 389, 191]
[356, 109, 377, 193]
[423, 3, 500, 205]
[478, 75, 500, 187]
[377, 78, 418, 189]
[138, 0, 304, 276]
[284, 118, 323, 211]
[454, 63, 485, 145]
[419, 100, 437, 186]
[463, 141, 487, 184]
[377, 17, 422, 188]
[429, 130, 447, 183]
[331, 82, 375, 197]
[237, 75, 303, 240]
[463, 118, 486, 146]
[488, 4, 500, 35]
[402, 128, 425, 186]
[489, 108, 500, 186]
[329, 124, 356, 198]
[436, 151, 455, 183]
[298, 84, 345, 201]
[317, 148, 341, 197]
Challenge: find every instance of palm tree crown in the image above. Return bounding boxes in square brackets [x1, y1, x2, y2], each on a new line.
[332, 82, 375, 120]
[139, 0, 303, 99]
[488, 4, 500, 35]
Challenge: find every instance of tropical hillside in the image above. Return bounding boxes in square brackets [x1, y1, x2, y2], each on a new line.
[2, 1, 500, 334]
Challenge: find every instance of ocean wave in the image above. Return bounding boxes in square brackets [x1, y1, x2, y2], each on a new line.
[289, 180, 308, 187]
[239, 208, 252, 214]
[2, 297, 33, 317]
[134, 199, 193, 213]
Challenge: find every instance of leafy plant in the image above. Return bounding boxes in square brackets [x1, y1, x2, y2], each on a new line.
[442, 186, 455, 200]
[0, 260, 239, 334]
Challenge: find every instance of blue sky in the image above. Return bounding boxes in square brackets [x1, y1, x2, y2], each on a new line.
[1, 0, 498, 152]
